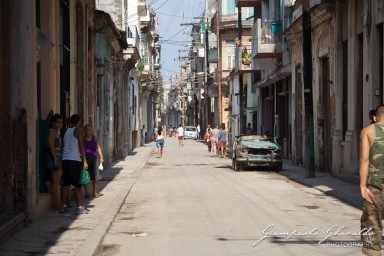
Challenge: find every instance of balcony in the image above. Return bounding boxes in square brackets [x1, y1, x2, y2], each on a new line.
[137, 0, 147, 17]
[251, 19, 283, 59]
[211, 13, 253, 32]
[235, 0, 261, 7]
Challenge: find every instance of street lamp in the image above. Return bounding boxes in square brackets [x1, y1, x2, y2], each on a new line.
[96, 58, 105, 76]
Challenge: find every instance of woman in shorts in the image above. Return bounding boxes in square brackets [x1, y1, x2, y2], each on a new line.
[156, 127, 167, 157]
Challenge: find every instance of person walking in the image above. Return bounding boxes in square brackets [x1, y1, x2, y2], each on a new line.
[360, 105, 384, 255]
[46, 114, 63, 210]
[83, 124, 104, 199]
[204, 129, 212, 152]
[177, 124, 184, 146]
[60, 114, 88, 215]
[197, 124, 201, 140]
[219, 123, 228, 159]
[211, 124, 220, 157]
[156, 126, 167, 157]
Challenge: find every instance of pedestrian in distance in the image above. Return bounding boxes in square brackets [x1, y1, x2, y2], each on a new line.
[197, 124, 201, 140]
[219, 123, 228, 159]
[204, 129, 212, 152]
[369, 109, 377, 124]
[360, 105, 384, 255]
[60, 114, 89, 215]
[206, 124, 212, 133]
[46, 114, 63, 210]
[211, 124, 220, 157]
[141, 125, 146, 146]
[177, 124, 184, 146]
[245, 123, 252, 135]
[156, 126, 167, 157]
[153, 125, 158, 141]
[83, 124, 104, 199]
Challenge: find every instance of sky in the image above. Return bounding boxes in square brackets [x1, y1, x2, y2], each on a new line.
[149, 0, 206, 83]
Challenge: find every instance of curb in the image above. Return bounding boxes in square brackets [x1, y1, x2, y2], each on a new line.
[75, 146, 155, 256]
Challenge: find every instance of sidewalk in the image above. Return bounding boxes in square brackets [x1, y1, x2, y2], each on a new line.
[0, 143, 155, 256]
[280, 161, 363, 209]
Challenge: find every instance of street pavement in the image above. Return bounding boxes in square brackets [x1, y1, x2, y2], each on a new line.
[0, 137, 366, 256]
[100, 138, 364, 256]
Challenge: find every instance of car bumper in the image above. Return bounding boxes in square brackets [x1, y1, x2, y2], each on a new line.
[236, 157, 282, 166]
[184, 134, 197, 139]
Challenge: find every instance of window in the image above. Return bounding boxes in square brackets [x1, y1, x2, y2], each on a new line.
[227, 0, 235, 14]
[226, 42, 235, 70]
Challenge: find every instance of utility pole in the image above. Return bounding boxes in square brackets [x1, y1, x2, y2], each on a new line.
[238, 7, 243, 133]
[302, 0, 315, 178]
[216, 0, 222, 125]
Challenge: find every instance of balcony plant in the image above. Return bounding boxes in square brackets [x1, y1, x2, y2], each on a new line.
[135, 60, 144, 72]
[241, 46, 251, 65]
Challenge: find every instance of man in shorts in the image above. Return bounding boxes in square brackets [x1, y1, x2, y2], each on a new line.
[177, 124, 184, 146]
[60, 114, 88, 215]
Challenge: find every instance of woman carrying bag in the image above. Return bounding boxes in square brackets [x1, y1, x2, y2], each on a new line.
[83, 124, 104, 198]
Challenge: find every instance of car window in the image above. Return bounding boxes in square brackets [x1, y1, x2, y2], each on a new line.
[186, 127, 196, 131]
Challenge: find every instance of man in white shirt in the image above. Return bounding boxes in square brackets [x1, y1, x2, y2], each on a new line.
[177, 124, 184, 146]
[197, 125, 201, 140]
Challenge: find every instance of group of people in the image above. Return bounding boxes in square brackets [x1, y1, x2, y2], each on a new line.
[152, 124, 186, 158]
[46, 114, 104, 215]
[203, 123, 228, 158]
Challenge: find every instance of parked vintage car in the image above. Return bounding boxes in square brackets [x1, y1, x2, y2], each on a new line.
[232, 135, 283, 171]
[184, 126, 198, 140]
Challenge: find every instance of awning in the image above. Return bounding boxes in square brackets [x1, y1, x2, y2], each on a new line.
[255, 64, 291, 88]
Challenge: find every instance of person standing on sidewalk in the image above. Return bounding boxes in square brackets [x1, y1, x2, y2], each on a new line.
[218, 123, 228, 159]
[360, 105, 384, 255]
[141, 125, 146, 146]
[211, 124, 220, 157]
[60, 114, 88, 215]
[83, 124, 104, 199]
[197, 125, 201, 140]
[46, 114, 63, 210]
[177, 124, 184, 146]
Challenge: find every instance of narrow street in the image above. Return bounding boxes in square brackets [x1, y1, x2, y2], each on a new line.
[100, 138, 363, 256]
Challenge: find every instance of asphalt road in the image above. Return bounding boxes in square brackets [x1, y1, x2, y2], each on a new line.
[100, 138, 363, 256]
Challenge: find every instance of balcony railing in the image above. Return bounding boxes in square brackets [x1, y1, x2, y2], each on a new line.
[252, 19, 283, 59]
[211, 13, 254, 31]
